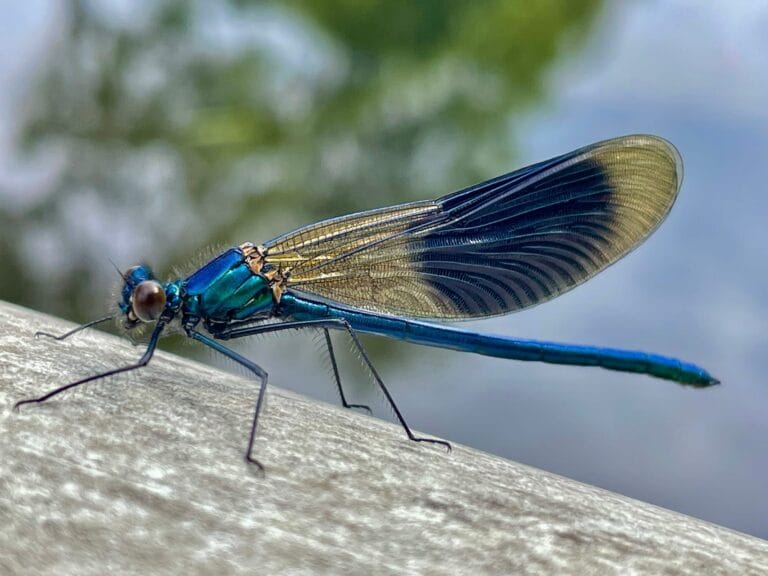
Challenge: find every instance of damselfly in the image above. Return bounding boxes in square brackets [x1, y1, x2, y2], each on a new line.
[15, 135, 718, 469]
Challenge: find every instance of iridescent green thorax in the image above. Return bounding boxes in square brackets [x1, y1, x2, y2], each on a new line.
[183, 247, 275, 322]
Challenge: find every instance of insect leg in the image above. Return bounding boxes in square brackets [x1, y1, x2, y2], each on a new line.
[14, 320, 165, 410]
[186, 330, 268, 472]
[35, 314, 115, 341]
[323, 327, 371, 413]
[218, 319, 452, 452]
[211, 320, 370, 413]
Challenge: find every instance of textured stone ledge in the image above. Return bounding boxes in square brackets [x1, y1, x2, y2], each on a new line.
[1, 300, 766, 575]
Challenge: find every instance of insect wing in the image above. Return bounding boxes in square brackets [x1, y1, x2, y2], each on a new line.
[264, 135, 682, 319]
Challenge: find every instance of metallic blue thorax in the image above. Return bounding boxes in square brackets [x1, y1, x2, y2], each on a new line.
[183, 247, 274, 322]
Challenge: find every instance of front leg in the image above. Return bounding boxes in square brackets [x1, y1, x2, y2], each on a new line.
[15, 320, 166, 413]
[34, 314, 115, 341]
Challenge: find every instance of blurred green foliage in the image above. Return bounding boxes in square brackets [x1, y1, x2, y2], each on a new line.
[3, 0, 602, 355]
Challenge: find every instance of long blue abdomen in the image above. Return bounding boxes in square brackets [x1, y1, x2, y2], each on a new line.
[280, 293, 717, 387]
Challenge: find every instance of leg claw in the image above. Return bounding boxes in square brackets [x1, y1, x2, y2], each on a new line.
[345, 403, 372, 414]
[411, 436, 452, 453]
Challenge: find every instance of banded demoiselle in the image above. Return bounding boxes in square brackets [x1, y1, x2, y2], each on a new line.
[15, 134, 718, 470]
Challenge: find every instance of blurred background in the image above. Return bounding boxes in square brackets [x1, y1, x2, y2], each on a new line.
[2, 0, 767, 538]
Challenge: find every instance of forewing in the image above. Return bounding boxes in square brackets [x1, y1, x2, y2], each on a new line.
[264, 135, 682, 319]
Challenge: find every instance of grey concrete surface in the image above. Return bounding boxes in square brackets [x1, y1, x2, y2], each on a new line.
[1, 300, 766, 576]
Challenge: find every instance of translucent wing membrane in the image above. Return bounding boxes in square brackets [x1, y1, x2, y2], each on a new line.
[264, 135, 682, 319]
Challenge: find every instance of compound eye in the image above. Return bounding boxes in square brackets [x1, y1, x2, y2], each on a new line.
[131, 280, 166, 322]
